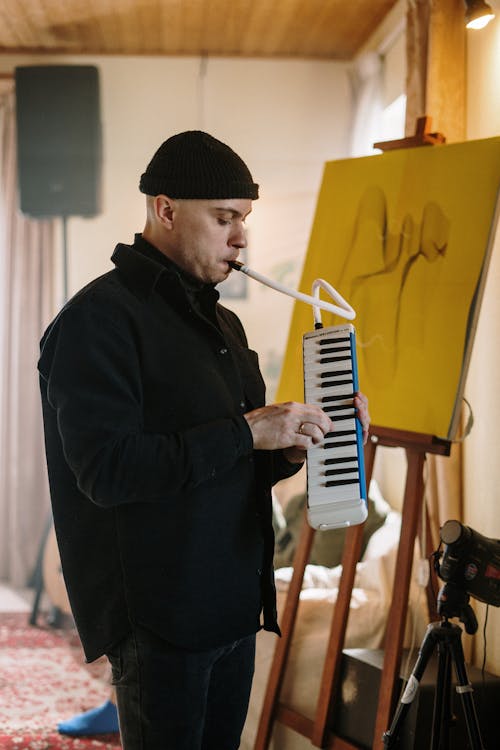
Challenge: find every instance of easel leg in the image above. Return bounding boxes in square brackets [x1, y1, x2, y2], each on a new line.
[373, 449, 426, 749]
[254, 513, 315, 750]
[310, 436, 378, 748]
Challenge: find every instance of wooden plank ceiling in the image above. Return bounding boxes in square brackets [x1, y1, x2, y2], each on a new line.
[0, 0, 398, 60]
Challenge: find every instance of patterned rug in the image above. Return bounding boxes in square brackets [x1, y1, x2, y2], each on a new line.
[0, 613, 121, 749]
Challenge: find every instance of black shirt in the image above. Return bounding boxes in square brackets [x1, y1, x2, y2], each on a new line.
[39, 234, 299, 660]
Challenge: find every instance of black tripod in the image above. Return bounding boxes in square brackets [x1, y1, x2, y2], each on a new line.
[382, 583, 486, 750]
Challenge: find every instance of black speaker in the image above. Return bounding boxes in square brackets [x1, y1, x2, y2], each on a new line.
[333, 649, 500, 749]
[15, 65, 101, 218]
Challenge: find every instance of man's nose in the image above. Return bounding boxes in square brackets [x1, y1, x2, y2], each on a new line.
[230, 223, 247, 248]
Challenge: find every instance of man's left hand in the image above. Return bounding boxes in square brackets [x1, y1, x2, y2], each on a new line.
[283, 391, 370, 464]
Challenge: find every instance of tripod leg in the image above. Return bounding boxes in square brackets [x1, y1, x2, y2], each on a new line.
[383, 623, 438, 749]
[430, 639, 453, 750]
[28, 513, 53, 626]
[450, 628, 485, 750]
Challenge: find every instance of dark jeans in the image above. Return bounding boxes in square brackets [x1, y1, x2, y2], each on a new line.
[106, 625, 256, 750]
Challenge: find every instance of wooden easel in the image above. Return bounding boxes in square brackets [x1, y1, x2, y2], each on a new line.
[254, 118, 451, 750]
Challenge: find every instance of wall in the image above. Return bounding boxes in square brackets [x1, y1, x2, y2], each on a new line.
[463, 9, 500, 674]
[0, 52, 352, 399]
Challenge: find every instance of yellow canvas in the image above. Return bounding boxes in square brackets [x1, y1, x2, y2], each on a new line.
[277, 138, 500, 439]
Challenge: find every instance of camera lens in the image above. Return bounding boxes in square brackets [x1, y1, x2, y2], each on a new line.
[440, 519, 463, 545]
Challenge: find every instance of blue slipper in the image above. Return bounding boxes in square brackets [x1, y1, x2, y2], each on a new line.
[57, 699, 119, 735]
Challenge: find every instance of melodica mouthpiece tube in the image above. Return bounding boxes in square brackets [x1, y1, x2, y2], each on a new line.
[228, 260, 355, 323]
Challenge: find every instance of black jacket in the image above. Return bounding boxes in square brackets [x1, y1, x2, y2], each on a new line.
[38, 236, 299, 661]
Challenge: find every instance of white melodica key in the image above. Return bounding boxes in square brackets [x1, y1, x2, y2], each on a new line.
[303, 324, 367, 529]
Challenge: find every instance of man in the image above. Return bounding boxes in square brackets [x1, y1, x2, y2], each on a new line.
[39, 130, 369, 749]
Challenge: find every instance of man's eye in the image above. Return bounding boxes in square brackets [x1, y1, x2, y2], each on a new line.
[218, 218, 231, 226]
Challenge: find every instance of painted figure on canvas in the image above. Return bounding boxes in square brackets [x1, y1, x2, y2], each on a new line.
[278, 138, 500, 439]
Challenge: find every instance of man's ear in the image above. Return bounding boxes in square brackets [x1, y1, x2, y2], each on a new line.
[155, 195, 175, 228]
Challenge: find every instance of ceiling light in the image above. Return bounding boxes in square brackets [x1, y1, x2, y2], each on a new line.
[465, 0, 495, 29]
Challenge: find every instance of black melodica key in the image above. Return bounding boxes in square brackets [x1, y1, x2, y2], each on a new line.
[322, 393, 355, 402]
[323, 409, 355, 418]
[319, 346, 351, 355]
[325, 456, 358, 465]
[319, 336, 350, 346]
[320, 378, 353, 388]
[324, 478, 359, 487]
[323, 439, 357, 449]
[325, 468, 358, 478]
[322, 403, 356, 412]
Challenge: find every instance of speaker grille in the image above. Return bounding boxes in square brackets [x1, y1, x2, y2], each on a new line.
[15, 65, 101, 218]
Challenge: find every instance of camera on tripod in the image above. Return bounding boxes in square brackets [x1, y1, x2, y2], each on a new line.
[433, 520, 500, 634]
[437, 520, 500, 605]
[383, 521, 500, 748]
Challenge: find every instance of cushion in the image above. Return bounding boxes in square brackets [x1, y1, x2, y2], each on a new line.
[273, 480, 389, 569]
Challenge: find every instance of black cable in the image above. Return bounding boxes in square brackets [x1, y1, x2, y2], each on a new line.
[481, 604, 489, 676]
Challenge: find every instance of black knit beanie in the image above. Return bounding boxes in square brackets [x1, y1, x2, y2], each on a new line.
[139, 130, 259, 200]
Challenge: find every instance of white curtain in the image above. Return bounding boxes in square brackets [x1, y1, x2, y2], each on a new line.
[0, 85, 56, 588]
[349, 51, 384, 157]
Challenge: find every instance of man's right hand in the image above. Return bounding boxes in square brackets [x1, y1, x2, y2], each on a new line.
[243, 401, 333, 452]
